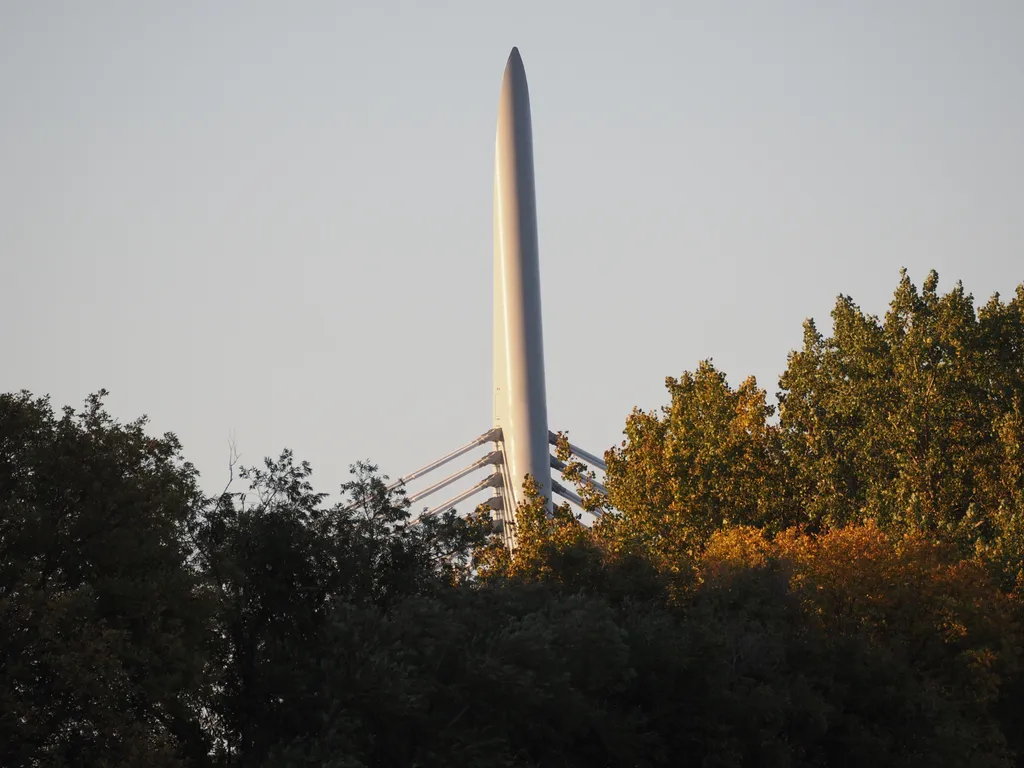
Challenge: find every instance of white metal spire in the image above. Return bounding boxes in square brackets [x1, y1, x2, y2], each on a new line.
[386, 49, 611, 550]
[492, 47, 552, 517]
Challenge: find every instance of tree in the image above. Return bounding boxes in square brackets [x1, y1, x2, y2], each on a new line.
[778, 271, 1024, 588]
[4, 267, 1022, 765]
[601, 360, 794, 572]
[195, 455, 491, 764]
[0, 391, 211, 767]
[699, 523, 1019, 766]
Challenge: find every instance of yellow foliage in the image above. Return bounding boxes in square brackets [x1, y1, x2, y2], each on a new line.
[699, 523, 1020, 706]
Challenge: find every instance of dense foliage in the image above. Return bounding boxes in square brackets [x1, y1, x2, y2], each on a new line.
[604, 271, 1024, 591]
[2, 270, 1023, 766]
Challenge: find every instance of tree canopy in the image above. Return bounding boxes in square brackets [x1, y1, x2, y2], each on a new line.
[2, 269, 1023, 767]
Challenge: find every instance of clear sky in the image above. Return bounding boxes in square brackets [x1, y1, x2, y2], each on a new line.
[2, 2, 1022, 504]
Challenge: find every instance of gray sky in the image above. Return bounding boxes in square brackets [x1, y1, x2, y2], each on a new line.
[2, 1, 1022, 503]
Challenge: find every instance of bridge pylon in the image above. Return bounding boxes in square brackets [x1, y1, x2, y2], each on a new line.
[393, 49, 610, 550]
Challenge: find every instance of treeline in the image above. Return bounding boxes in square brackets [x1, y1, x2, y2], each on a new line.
[1, 270, 1023, 767]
